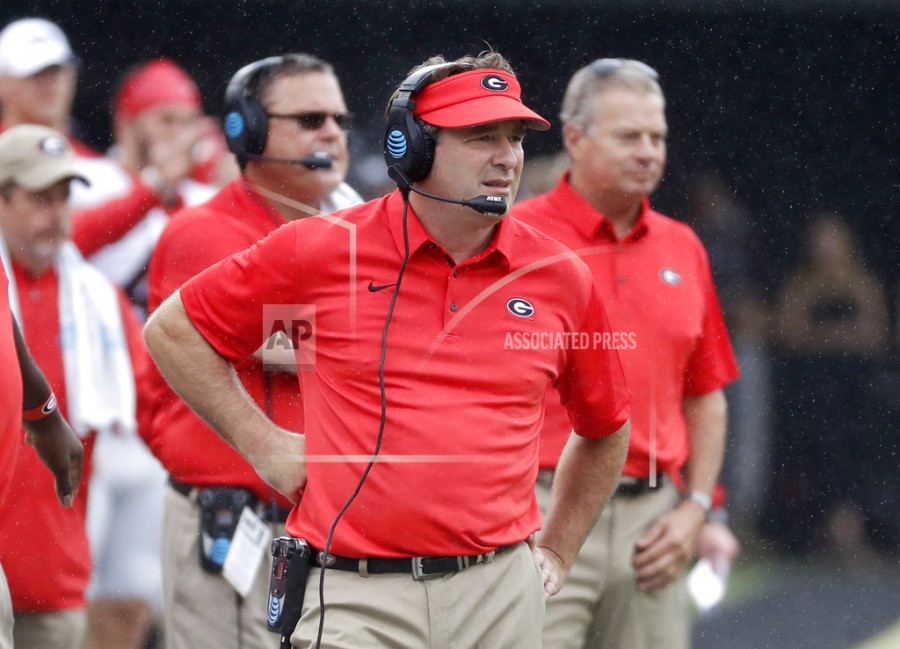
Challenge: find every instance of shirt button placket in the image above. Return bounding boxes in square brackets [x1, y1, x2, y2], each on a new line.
[446, 268, 460, 326]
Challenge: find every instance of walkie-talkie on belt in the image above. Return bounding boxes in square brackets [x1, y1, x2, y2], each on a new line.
[267, 536, 311, 647]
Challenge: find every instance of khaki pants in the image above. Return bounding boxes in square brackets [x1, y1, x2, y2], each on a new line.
[538, 479, 690, 649]
[291, 542, 544, 649]
[12, 609, 87, 649]
[161, 486, 284, 649]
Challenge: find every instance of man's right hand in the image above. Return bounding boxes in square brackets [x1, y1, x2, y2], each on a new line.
[24, 413, 84, 508]
[250, 426, 307, 504]
[147, 123, 199, 189]
[532, 544, 566, 600]
[139, 121, 202, 205]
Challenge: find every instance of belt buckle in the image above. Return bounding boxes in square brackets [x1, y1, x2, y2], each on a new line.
[317, 551, 336, 568]
[411, 556, 443, 581]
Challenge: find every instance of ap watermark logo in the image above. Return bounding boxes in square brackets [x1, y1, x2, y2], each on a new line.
[262, 304, 316, 372]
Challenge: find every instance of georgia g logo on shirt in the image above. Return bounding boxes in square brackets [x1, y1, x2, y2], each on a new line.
[659, 268, 682, 285]
[506, 297, 535, 318]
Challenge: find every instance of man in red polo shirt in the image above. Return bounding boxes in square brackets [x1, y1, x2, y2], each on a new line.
[72, 58, 219, 317]
[143, 53, 362, 649]
[145, 51, 631, 649]
[513, 59, 740, 649]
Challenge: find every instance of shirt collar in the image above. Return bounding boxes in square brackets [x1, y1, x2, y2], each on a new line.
[557, 173, 651, 243]
[385, 190, 513, 269]
[239, 179, 291, 228]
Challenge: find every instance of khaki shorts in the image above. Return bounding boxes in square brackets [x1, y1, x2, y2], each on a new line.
[87, 431, 166, 606]
[12, 608, 87, 649]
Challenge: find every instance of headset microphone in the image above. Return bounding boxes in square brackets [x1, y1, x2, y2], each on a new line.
[298, 152, 333, 170]
[408, 185, 508, 215]
[239, 151, 334, 170]
[387, 167, 507, 216]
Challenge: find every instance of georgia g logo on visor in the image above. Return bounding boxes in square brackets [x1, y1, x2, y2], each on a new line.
[481, 74, 509, 92]
[506, 297, 535, 318]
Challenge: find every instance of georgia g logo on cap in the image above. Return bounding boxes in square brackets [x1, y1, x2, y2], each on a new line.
[481, 74, 509, 92]
[38, 136, 68, 156]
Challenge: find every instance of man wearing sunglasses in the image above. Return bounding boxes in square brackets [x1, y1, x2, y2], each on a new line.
[513, 59, 740, 649]
[142, 53, 362, 649]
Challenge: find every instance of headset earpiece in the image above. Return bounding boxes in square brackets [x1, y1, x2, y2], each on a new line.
[223, 56, 285, 159]
[383, 63, 456, 187]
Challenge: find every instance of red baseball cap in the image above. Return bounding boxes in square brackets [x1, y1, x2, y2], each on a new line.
[413, 69, 550, 131]
[114, 59, 202, 124]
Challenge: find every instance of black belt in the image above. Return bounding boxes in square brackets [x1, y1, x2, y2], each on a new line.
[309, 543, 519, 581]
[536, 469, 665, 498]
[614, 474, 666, 498]
[169, 477, 292, 523]
[536, 468, 555, 489]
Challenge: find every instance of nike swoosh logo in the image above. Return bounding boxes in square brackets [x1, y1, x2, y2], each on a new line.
[367, 281, 396, 292]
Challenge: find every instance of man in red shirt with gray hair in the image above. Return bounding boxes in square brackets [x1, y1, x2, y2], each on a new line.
[513, 58, 740, 649]
[145, 50, 631, 649]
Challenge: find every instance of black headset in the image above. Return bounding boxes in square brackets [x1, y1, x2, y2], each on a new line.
[222, 56, 287, 159]
[383, 63, 458, 188]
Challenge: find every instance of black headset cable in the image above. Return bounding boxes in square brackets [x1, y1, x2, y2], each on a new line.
[313, 192, 413, 648]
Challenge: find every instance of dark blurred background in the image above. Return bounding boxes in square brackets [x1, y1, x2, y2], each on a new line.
[1, 0, 897, 302]
[2, 2, 898, 645]
[5, 0, 898, 543]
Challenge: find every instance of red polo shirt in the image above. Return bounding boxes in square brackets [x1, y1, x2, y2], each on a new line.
[180, 190, 631, 557]
[146, 179, 303, 505]
[0, 264, 22, 504]
[513, 175, 739, 478]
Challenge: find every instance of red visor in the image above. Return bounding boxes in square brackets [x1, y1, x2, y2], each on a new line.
[115, 59, 202, 123]
[413, 69, 550, 131]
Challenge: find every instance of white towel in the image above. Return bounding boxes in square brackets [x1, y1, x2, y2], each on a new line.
[320, 182, 364, 213]
[1, 237, 136, 438]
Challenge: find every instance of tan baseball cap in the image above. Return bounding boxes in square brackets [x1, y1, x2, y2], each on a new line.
[0, 125, 89, 191]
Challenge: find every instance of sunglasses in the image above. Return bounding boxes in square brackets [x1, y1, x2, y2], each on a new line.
[589, 58, 659, 81]
[267, 111, 353, 131]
